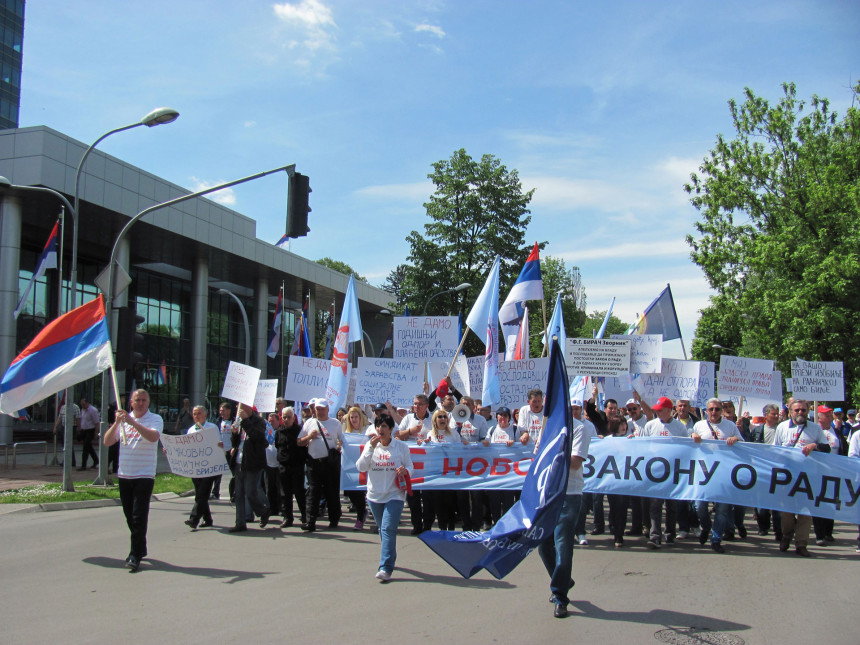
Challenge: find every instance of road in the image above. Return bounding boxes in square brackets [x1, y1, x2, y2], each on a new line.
[1, 495, 857, 645]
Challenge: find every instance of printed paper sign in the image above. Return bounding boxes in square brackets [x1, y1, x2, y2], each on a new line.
[718, 356, 775, 400]
[611, 334, 662, 374]
[161, 431, 230, 478]
[428, 356, 471, 397]
[221, 361, 261, 406]
[253, 379, 279, 413]
[638, 359, 710, 407]
[353, 357, 424, 408]
[565, 338, 631, 376]
[283, 355, 331, 404]
[498, 358, 550, 408]
[393, 316, 459, 360]
[790, 360, 844, 400]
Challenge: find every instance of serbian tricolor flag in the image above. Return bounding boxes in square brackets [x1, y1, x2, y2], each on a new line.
[501, 242, 543, 359]
[290, 298, 312, 358]
[156, 361, 167, 386]
[0, 295, 112, 415]
[14, 221, 59, 319]
[275, 233, 290, 250]
[266, 290, 283, 359]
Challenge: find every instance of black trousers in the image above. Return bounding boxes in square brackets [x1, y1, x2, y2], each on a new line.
[189, 476, 215, 526]
[608, 494, 627, 542]
[346, 490, 367, 523]
[119, 477, 154, 560]
[407, 490, 436, 532]
[278, 462, 307, 524]
[79, 428, 99, 468]
[306, 458, 341, 526]
[263, 465, 280, 514]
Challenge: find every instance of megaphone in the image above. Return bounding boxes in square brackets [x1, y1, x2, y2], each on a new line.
[451, 403, 471, 423]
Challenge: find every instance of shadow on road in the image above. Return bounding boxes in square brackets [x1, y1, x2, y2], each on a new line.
[391, 566, 516, 589]
[569, 600, 750, 632]
[83, 556, 276, 584]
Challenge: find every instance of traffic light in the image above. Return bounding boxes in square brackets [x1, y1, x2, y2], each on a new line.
[115, 306, 145, 372]
[286, 171, 311, 238]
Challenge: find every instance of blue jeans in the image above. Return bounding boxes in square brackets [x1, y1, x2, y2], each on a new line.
[538, 494, 583, 606]
[368, 499, 405, 573]
[696, 501, 731, 543]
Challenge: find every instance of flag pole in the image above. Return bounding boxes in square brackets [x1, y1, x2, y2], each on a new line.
[539, 296, 549, 358]
[664, 283, 688, 360]
[445, 329, 471, 379]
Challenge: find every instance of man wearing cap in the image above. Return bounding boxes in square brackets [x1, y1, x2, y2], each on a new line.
[625, 394, 654, 437]
[773, 399, 829, 556]
[812, 405, 841, 545]
[636, 396, 691, 549]
[847, 409, 860, 436]
[396, 394, 434, 534]
[297, 398, 344, 532]
[690, 398, 743, 553]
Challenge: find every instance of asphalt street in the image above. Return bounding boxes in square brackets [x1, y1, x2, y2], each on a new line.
[1, 493, 857, 645]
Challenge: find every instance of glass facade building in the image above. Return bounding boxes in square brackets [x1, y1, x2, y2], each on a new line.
[0, 0, 23, 129]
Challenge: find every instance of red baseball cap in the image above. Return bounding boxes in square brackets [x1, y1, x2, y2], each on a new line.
[816, 404, 833, 414]
[652, 397, 674, 411]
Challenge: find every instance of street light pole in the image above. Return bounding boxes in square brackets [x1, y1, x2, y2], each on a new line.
[217, 289, 250, 365]
[422, 282, 471, 315]
[93, 163, 296, 486]
[0, 179, 80, 490]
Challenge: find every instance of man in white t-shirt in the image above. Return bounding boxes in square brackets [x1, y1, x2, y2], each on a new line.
[518, 388, 545, 445]
[537, 410, 590, 618]
[690, 398, 742, 553]
[103, 389, 163, 573]
[773, 399, 828, 557]
[637, 397, 690, 549]
[396, 394, 434, 534]
[297, 398, 344, 532]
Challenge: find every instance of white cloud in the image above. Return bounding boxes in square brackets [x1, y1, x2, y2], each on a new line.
[523, 175, 662, 215]
[189, 177, 237, 206]
[415, 24, 445, 38]
[273, 0, 338, 64]
[353, 181, 432, 202]
[244, 120, 257, 128]
[554, 238, 691, 263]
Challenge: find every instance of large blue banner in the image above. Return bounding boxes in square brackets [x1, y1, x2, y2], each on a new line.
[417, 339, 574, 580]
[341, 436, 860, 524]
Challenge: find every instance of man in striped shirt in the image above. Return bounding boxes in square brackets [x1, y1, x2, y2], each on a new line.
[104, 389, 164, 573]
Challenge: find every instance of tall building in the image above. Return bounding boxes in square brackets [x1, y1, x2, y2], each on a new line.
[0, 0, 23, 129]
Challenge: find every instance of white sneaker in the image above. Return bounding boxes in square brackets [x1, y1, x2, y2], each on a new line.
[375, 569, 392, 582]
[577, 535, 588, 546]
[677, 531, 689, 539]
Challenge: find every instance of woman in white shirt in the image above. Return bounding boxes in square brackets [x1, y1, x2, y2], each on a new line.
[343, 406, 370, 530]
[356, 413, 413, 582]
[424, 408, 463, 530]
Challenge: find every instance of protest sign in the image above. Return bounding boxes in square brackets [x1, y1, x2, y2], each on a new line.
[498, 357, 550, 408]
[353, 357, 424, 408]
[467, 356, 483, 399]
[565, 338, 631, 377]
[283, 356, 331, 404]
[639, 359, 704, 405]
[611, 334, 662, 374]
[717, 356, 775, 400]
[428, 356, 471, 396]
[161, 431, 230, 478]
[221, 361, 261, 406]
[393, 316, 459, 360]
[724, 370, 783, 417]
[602, 373, 636, 404]
[791, 360, 844, 400]
[253, 379, 279, 413]
[347, 370, 357, 407]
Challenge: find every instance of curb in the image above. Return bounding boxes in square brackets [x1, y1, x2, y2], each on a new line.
[1, 490, 193, 514]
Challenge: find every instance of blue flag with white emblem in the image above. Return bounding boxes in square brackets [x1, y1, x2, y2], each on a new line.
[418, 338, 573, 579]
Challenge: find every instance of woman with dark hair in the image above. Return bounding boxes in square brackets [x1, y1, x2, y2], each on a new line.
[356, 413, 413, 582]
[228, 404, 270, 533]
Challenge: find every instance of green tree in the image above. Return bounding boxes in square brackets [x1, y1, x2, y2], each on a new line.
[577, 310, 629, 339]
[686, 82, 860, 402]
[380, 263, 410, 313]
[315, 257, 366, 282]
[402, 149, 538, 354]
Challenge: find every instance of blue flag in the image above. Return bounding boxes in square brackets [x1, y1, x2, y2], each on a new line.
[419, 338, 573, 579]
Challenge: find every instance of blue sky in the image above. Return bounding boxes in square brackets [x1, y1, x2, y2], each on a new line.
[19, 1, 859, 357]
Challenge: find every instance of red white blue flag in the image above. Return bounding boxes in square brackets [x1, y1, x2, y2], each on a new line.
[266, 289, 284, 358]
[14, 221, 59, 319]
[1, 295, 112, 415]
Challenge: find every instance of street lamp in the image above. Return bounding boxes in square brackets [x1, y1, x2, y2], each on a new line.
[712, 344, 737, 354]
[217, 289, 250, 365]
[422, 282, 471, 315]
[93, 163, 296, 486]
[0, 178, 79, 486]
